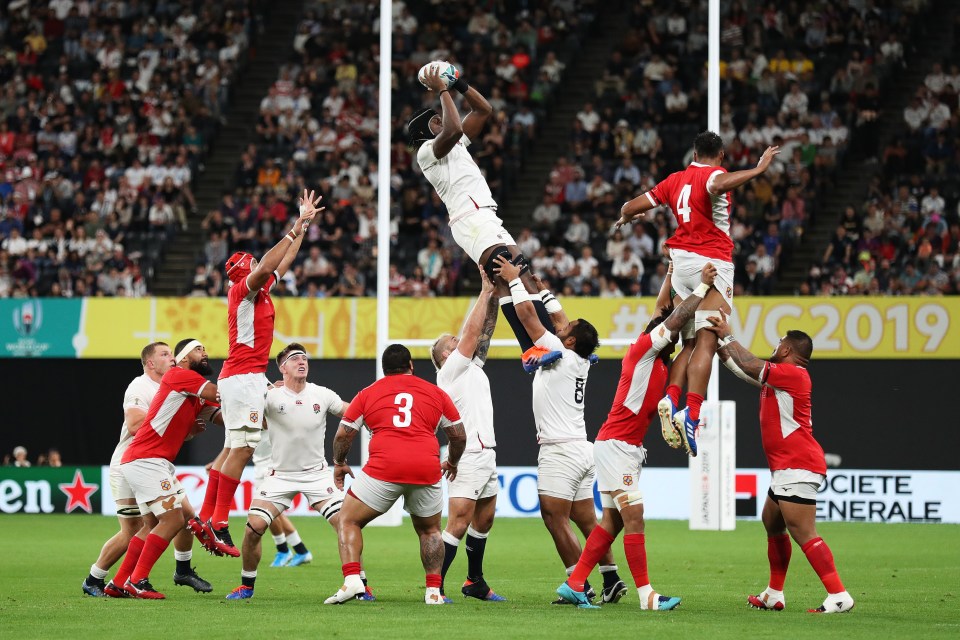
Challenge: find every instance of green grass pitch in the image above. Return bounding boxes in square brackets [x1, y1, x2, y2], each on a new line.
[1, 516, 957, 639]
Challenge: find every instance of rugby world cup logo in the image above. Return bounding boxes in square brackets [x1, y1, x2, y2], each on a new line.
[12, 300, 42, 337]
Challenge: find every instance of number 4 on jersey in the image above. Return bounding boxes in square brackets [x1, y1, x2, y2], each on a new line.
[393, 392, 413, 427]
[676, 184, 692, 223]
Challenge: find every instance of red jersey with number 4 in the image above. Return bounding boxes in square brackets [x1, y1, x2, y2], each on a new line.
[759, 362, 826, 475]
[220, 273, 278, 379]
[597, 326, 673, 446]
[647, 162, 734, 262]
[122, 367, 211, 463]
[342, 374, 461, 485]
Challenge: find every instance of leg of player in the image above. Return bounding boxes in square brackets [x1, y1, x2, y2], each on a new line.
[440, 496, 475, 602]
[556, 503, 621, 609]
[780, 499, 854, 614]
[107, 520, 151, 598]
[282, 515, 313, 567]
[84, 506, 142, 597]
[123, 496, 188, 599]
[748, 494, 790, 611]
[570, 497, 626, 604]
[268, 515, 292, 567]
[325, 494, 380, 605]
[226, 499, 281, 600]
[171, 497, 212, 593]
[460, 495, 504, 601]
[411, 511, 446, 605]
[207, 443, 254, 556]
[617, 493, 681, 611]
[199, 447, 228, 523]
[541, 494, 602, 603]
[659, 311, 693, 449]
[673, 289, 730, 457]
[319, 497, 375, 601]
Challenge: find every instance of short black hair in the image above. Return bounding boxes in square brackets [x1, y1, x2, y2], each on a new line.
[382, 343, 413, 375]
[276, 342, 307, 367]
[140, 341, 168, 366]
[569, 319, 599, 359]
[174, 338, 198, 359]
[693, 131, 724, 159]
[784, 330, 813, 361]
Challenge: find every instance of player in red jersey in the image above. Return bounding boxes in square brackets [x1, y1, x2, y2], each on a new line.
[703, 312, 854, 614]
[555, 263, 716, 610]
[617, 132, 780, 458]
[115, 338, 223, 599]
[324, 344, 467, 605]
[201, 190, 321, 555]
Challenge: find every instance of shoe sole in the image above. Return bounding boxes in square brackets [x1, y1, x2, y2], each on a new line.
[657, 400, 681, 448]
[673, 415, 696, 457]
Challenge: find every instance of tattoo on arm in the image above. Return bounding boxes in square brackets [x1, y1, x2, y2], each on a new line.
[332, 426, 356, 463]
[663, 293, 703, 334]
[443, 422, 467, 466]
[474, 297, 499, 363]
[719, 342, 766, 381]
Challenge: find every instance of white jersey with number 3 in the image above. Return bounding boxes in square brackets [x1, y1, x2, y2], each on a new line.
[263, 384, 345, 476]
[531, 332, 591, 444]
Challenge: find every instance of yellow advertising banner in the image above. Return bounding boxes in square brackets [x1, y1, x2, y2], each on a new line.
[78, 296, 959, 360]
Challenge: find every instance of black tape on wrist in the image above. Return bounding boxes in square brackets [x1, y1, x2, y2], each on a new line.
[452, 77, 470, 95]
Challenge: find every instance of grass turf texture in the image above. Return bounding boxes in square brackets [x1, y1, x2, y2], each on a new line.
[1, 516, 957, 639]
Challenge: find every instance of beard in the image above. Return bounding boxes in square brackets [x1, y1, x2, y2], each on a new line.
[192, 359, 213, 375]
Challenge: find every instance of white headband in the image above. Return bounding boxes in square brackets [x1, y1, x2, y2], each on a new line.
[280, 350, 307, 367]
[175, 340, 203, 364]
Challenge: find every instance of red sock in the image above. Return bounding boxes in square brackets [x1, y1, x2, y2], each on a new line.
[687, 392, 704, 421]
[199, 469, 220, 523]
[767, 534, 791, 591]
[623, 533, 649, 587]
[568, 526, 615, 592]
[801, 537, 845, 593]
[112, 535, 145, 586]
[130, 533, 170, 584]
[425, 574, 442, 588]
[342, 561, 361, 577]
[666, 384, 681, 407]
[212, 473, 240, 528]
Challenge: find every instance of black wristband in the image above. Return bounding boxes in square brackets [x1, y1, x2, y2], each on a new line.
[452, 77, 470, 94]
[438, 88, 450, 95]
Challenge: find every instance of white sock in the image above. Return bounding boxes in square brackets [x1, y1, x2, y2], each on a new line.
[272, 533, 286, 546]
[566, 565, 577, 576]
[89, 564, 108, 580]
[344, 573, 363, 591]
[442, 530, 462, 546]
[174, 550, 192, 562]
[599, 564, 618, 573]
[466, 525, 488, 539]
[765, 587, 784, 598]
[359, 570, 367, 581]
[638, 583, 654, 603]
[241, 569, 257, 579]
[287, 531, 301, 547]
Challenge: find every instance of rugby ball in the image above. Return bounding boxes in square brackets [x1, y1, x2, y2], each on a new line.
[418, 60, 460, 90]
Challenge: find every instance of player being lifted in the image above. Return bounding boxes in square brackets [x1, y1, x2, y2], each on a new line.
[226, 343, 373, 601]
[703, 312, 854, 614]
[325, 344, 466, 605]
[409, 64, 559, 369]
[494, 256, 626, 605]
[617, 132, 780, 457]
[200, 190, 321, 555]
[556, 262, 716, 610]
[82, 342, 214, 598]
[431, 266, 505, 602]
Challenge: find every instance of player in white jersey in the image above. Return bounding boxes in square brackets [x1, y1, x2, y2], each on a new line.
[250, 428, 314, 567]
[494, 257, 626, 605]
[225, 343, 374, 601]
[82, 342, 216, 597]
[431, 266, 505, 603]
[409, 65, 558, 366]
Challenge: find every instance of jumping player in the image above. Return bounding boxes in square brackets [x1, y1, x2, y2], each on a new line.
[431, 266, 505, 602]
[325, 344, 466, 605]
[703, 312, 854, 614]
[617, 132, 780, 456]
[556, 263, 717, 610]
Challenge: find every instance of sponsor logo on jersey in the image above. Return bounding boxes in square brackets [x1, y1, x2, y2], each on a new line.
[313, 404, 322, 414]
[249, 411, 259, 424]
[160, 479, 171, 491]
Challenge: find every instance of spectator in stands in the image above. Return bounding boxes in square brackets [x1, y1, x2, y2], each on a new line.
[12, 446, 30, 467]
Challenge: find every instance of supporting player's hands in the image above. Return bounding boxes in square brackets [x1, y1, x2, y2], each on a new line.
[700, 262, 717, 287]
[532, 274, 548, 292]
[186, 417, 206, 441]
[422, 65, 448, 93]
[756, 146, 781, 172]
[704, 309, 732, 341]
[478, 263, 495, 294]
[492, 254, 520, 281]
[333, 462, 353, 491]
[615, 202, 643, 229]
[441, 460, 458, 482]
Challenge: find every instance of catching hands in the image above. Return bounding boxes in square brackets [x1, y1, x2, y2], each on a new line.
[441, 460, 458, 482]
[756, 146, 781, 172]
[493, 254, 520, 281]
[333, 462, 354, 491]
[295, 189, 324, 233]
[532, 274, 548, 292]
[422, 65, 448, 93]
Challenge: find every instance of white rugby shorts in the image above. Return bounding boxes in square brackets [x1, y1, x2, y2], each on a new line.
[348, 469, 442, 517]
[594, 438, 647, 494]
[670, 248, 735, 307]
[119, 458, 184, 515]
[536, 440, 595, 502]
[769, 468, 825, 504]
[109, 464, 135, 502]
[218, 372, 269, 433]
[256, 469, 343, 510]
[450, 209, 516, 263]
[446, 449, 498, 501]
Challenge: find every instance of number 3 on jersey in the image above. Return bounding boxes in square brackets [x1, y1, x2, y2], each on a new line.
[393, 392, 413, 427]
[676, 184, 692, 223]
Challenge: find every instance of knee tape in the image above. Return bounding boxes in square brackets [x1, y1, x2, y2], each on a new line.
[117, 504, 142, 518]
[148, 492, 184, 516]
[483, 246, 513, 281]
[681, 317, 696, 340]
[247, 506, 274, 535]
[600, 493, 617, 509]
[695, 309, 719, 333]
[317, 498, 343, 521]
[510, 252, 531, 276]
[614, 491, 644, 511]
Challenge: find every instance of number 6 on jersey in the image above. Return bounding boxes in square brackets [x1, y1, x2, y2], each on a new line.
[393, 393, 413, 427]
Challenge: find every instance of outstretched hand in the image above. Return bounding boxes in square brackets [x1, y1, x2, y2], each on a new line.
[756, 146, 781, 172]
[615, 202, 643, 229]
[493, 254, 520, 281]
[704, 309, 731, 340]
[478, 263, 495, 294]
[296, 189, 324, 233]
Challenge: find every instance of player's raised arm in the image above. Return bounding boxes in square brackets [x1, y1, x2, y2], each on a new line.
[616, 190, 658, 228]
[663, 263, 717, 338]
[706, 146, 780, 194]
[456, 75, 493, 141]
[455, 265, 497, 362]
[704, 310, 764, 386]
[247, 189, 322, 290]
[533, 274, 569, 332]
[494, 255, 547, 342]
[422, 66, 463, 159]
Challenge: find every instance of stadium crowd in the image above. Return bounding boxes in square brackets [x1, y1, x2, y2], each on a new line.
[0, 0, 259, 298]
